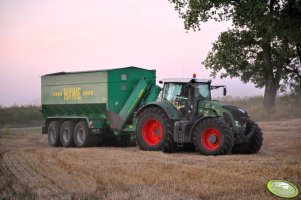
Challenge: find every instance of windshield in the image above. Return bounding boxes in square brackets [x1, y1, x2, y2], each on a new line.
[162, 83, 188, 115]
[195, 83, 211, 100]
[161, 82, 211, 115]
[162, 83, 188, 102]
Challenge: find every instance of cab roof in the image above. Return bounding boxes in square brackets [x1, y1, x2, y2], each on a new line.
[159, 78, 211, 84]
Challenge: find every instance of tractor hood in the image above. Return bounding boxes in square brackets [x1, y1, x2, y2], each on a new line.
[222, 104, 249, 124]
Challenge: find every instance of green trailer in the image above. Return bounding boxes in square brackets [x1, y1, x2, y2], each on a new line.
[41, 66, 160, 147]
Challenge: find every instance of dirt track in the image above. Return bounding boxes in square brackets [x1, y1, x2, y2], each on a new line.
[0, 120, 300, 199]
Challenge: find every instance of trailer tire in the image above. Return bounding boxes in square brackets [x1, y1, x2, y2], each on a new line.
[136, 107, 175, 152]
[48, 121, 61, 147]
[74, 121, 93, 147]
[231, 120, 263, 154]
[60, 121, 75, 147]
[194, 118, 234, 155]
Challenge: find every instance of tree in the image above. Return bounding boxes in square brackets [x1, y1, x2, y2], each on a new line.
[169, 0, 301, 110]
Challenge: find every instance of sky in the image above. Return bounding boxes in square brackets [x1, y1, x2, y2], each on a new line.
[0, 0, 264, 106]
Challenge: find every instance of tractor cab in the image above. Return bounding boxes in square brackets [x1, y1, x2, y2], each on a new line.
[159, 78, 225, 118]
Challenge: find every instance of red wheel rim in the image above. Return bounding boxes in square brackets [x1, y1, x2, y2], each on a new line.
[142, 119, 163, 146]
[201, 128, 221, 151]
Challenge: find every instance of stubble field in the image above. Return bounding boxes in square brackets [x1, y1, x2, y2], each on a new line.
[0, 119, 300, 200]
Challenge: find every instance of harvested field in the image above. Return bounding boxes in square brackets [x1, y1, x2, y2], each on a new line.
[0, 120, 300, 199]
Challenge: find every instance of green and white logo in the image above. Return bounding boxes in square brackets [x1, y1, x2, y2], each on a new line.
[267, 180, 299, 198]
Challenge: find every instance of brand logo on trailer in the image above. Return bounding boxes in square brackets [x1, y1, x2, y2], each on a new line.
[267, 180, 299, 198]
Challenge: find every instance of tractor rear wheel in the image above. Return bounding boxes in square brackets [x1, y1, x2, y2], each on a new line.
[136, 107, 175, 152]
[231, 120, 263, 154]
[194, 118, 234, 155]
[48, 121, 61, 147]
[60, 121, 75, 147]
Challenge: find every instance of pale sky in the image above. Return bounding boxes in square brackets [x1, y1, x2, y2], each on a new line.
[0, 0, 263, 106]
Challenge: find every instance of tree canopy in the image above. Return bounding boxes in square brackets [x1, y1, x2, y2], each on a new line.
[169, 0, 301, 109]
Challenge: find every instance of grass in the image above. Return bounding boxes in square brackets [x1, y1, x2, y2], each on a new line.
[0, 119, 300, 199]
[0, 127, 41, 140]
[218, 94, 301, 121]
[0, 125, 11, 138]
[0, 105, 43, 128]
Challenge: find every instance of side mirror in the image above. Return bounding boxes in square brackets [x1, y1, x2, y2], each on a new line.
[223, 87, 227, 96]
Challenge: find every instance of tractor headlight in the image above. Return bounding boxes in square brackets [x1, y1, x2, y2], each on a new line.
[238, 108, 246, 113]
[238, 108, 249, 118]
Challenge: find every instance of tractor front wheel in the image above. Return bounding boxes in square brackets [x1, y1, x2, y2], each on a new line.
[136, 107, 175, 152]
[231, 120, 263, 154]
[194, 118, 234, 155]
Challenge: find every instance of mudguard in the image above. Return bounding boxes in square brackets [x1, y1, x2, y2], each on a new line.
[222, 104, 249, 125]
[136, 101, 182, 120]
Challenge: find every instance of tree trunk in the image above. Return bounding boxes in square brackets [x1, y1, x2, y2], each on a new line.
[262, 42, 279, 110]
[263, 79, 278, 110]
[297, 43, 301, 62]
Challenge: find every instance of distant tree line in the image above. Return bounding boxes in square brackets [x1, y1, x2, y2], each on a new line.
[0, 105, 43, 128]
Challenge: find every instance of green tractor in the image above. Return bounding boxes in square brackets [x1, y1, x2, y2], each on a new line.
[135, 77, 263, 155]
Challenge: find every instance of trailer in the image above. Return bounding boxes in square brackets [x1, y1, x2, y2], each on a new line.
[41, 66, 160, 147]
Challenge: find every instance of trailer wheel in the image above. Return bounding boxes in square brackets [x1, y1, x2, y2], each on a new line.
[194, 118, 234, 155]
[74, 121, 90, 147]
[60, 121, 75, 147]
[48, 121, 61, 147]
[136, 107, 175, 152]
[231, 120, 263, 154]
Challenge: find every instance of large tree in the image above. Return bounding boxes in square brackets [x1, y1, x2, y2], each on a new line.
[169, 0, 301, 109]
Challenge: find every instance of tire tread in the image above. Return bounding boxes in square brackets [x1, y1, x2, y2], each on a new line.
[231, 120, 263, 154]
[136, 107, 175, 152]
[193, 117, 234, 155]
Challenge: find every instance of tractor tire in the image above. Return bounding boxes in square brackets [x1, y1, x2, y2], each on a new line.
[231, 120, 263, 154]
[48, 121, 61, 147]
[60, 121, 75, 147]
[194, 118, 234, 155]
[74, 121, 97, 147]
[136, 107, 175, 152]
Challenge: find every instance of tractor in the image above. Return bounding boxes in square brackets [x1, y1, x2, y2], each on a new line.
[136, 77, 263, 155]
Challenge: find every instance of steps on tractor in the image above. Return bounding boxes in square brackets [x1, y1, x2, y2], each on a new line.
[177, 130, 184, 147]
[174, 121, 189, 148]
